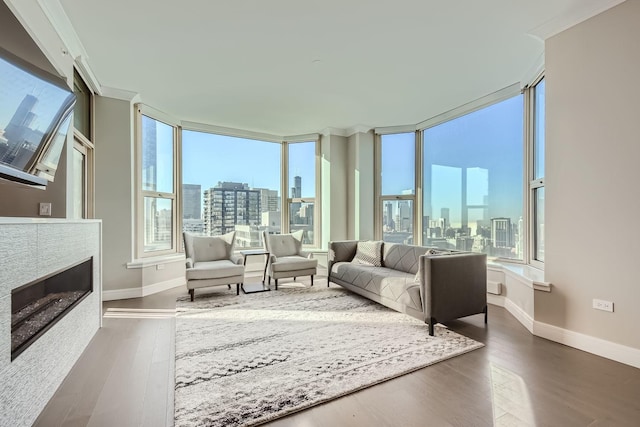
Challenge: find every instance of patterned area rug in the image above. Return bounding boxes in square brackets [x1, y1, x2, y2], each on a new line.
[174, 285, 483, 427]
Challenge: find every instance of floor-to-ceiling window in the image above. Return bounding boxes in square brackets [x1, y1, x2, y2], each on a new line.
[377, 132, 416, 244]
[137, 109, 178, 255]
[422, 95, 524, 259]
[286, 140, 318, 246]
[181, 130, 281, 249]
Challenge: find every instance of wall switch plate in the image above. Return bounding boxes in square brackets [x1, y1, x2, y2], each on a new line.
[593, 299, 614, 312]
[39, 202, 52, 216]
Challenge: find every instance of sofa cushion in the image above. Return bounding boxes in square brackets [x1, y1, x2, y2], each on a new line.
[383, 243, 434, 274]
[331, 262, 421, 310]
[192, 232, 235, 262]
[186, 260, 244, 280]
[353, 240, 382, 266]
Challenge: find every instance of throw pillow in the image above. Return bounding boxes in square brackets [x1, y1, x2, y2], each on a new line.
[353, 240, 383, 266]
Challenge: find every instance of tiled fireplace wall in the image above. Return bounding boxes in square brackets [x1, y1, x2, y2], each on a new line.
[0, 219, 102, 427]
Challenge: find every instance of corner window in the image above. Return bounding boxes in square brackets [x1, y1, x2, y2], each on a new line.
[422, 95, 524, 258]
[181, 130, 281, 249]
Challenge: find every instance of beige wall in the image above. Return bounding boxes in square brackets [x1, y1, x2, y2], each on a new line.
[94, 96, 142, 291]
[320, 134, 348, 247]
[539, 0, 640, 349]
[0, 1, 70, 218]
[347, 131, 375, 240]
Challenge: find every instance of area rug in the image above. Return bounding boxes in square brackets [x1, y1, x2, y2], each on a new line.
[174, 285, 483, 427]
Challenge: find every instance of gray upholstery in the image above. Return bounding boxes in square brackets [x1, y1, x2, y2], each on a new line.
[183, 232, 245, 300]
[328, 240, 487, 335]
[263, 231, 318, 289]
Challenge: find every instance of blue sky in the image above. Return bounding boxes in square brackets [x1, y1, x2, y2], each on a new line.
[178, 94, 524, 224]
[182, 131, 316, 197]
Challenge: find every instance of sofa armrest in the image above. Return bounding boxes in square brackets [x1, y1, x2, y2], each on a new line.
[185, 257, 194, 269]
[327, 240, 359, 278]
[230, 253, 244, 265]
[419, 252, 487, 327]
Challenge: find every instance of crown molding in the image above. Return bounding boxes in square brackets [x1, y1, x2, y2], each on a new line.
[528, 0, 626, 40]
[345, 125, 373, 137]
[101, 86, 141, 103]
[36, 0, 102, 94]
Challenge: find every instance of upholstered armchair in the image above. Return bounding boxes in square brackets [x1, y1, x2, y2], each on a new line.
[262, 230, 318, 289]
[183, 231, 245, 300]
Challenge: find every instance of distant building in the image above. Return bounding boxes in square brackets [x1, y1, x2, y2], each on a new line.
[254, 188, 279, 212]
[203, 182, 261, 236]
[182, 184, 201, 219]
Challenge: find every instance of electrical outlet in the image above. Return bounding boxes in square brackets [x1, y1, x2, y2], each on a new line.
[39, 202, 51, 216]
[593, 299, 614, 312]
[156, 264, 165, 270]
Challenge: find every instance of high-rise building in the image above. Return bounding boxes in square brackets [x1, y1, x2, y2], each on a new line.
[254, 188, 279, 212]
[203, 182, 261, 236]
[290, 176, 302, 224]
[491, 217, 512, 248]
[385, 202, 394, 230]
[182, 184, 201, 219]
[441, 207, 450, 230]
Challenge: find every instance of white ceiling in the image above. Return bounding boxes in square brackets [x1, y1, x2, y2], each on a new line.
[55, 0, 620, 136]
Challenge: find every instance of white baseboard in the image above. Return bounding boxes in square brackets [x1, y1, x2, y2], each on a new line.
[533, 321, 640, 369]
[102, 277, 185, 301]
[504, 298, 534, 333]
[487, 293, 505, 307]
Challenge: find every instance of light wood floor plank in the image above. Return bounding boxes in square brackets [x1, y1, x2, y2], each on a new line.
[34, 276, 640, 427]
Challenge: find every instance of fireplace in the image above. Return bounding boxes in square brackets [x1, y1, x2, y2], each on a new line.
[11, 257, 93, 360]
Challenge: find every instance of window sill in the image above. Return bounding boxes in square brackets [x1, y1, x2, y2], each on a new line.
[488, 261, 551, 292]
[127, 253, 186, 269]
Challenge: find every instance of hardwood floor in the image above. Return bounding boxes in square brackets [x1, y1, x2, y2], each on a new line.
[35, 275, 640, 427]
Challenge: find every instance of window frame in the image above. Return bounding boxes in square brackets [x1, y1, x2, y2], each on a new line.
[374, 130, 419, 243]
[418, 84, 525, 260]
[527, 74, 545, 269]
[135, 104, 181, 258]
[72, 68, 95, 219]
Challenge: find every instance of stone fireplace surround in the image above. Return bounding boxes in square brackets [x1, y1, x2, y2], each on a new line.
[0, 218, 101, 427]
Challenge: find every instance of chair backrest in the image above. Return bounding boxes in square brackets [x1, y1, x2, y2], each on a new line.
[263, 230, 304, 257]
[184, 231, 236, 262]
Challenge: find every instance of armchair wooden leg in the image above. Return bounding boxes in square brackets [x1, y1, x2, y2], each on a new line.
[484, 305, 488, 324]
[311, 275, 314, 286]
[275, 279, 278, 290]
[227, 284, 231, 290]
[189, 289, 195, 302]
[237, 283, 240, 295]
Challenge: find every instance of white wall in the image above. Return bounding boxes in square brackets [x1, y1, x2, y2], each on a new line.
[540, 0, 640, 350]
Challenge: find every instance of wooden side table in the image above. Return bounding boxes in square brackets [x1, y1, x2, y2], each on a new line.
[239, 249, 271, 294]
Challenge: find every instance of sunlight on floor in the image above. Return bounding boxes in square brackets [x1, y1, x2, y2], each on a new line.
[490, 363, 536, 426]
[103, 308, 176, 319]
[175, 307, 424, 325]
